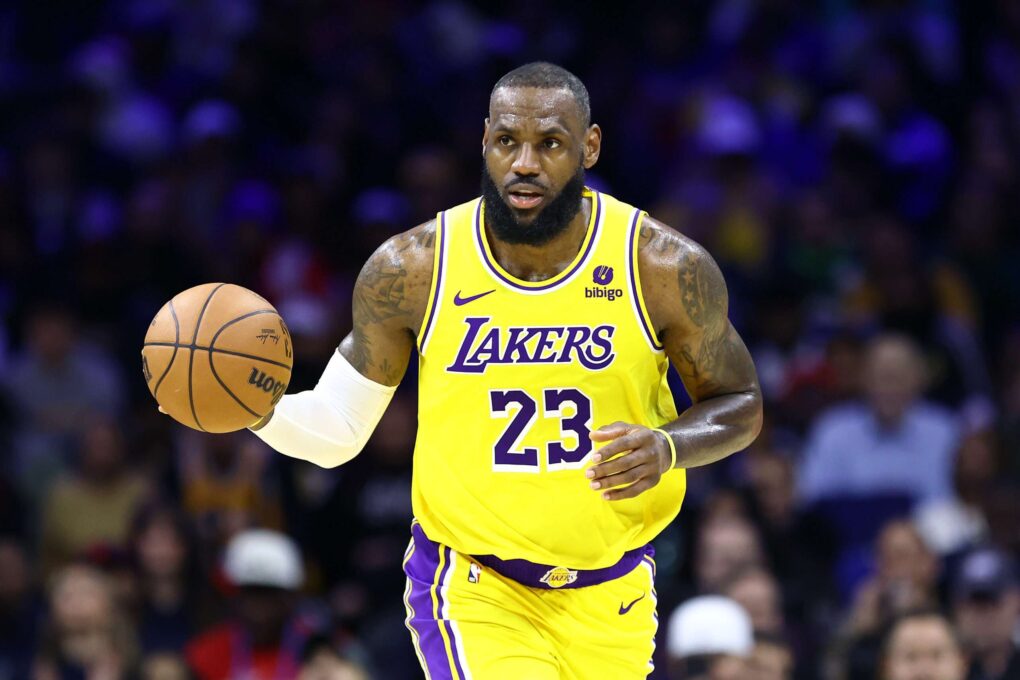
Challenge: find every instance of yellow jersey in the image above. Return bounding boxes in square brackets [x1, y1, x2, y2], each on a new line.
[412, 188, 686, 569]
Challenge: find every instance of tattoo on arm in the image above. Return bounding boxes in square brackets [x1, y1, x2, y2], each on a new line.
[640, 223, 676, 256]
[344, 226, 432, 385]
[638, 218, 763, 462]
[352, 259, 410, 325]
[669, 241, 753, 399]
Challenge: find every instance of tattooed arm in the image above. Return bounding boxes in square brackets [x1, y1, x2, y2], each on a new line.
[249, 221, 434, 449]
[638, 215, 762, 466]
[338, 221, 436, 385]
[587, 216, 761, 498]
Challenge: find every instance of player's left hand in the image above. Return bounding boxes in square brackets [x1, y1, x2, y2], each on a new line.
[586, 422, 673, 501]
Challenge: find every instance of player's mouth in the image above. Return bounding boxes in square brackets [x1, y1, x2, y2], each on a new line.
[506, 185, 545, 210]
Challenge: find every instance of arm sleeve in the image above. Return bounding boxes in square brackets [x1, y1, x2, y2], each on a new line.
[250, 350, 397, 468]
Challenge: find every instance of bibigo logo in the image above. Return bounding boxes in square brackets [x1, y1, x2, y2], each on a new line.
[586, 265, 624, 301]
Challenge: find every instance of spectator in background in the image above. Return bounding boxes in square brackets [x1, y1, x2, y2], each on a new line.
[722, 566, 784, 635]
[0, 538, 42, 680]
[304, 392, 416, 676]
[38, 418, 147, 579]
[914, 429, 998, 558]
[139, 652, 190, 680]
[743, 448, 837, 613]
[881, 610, 967, 680]
[178, 430, 283, 550]
[799, 333, 959, 506]
[34, 564, 138, 680]
[833, 520, 941, 680]
[750, 632, 794, 680]
[693, 516, 766, 595]
[842, 218, 990, 412]
[666, 595, 753, 680]
[186, 529, 317, 680]
[5, 303, 124, 501]
[953, 548, 1020, 680]
[128, 504, 208, 654]
[297, 635, 368, 680]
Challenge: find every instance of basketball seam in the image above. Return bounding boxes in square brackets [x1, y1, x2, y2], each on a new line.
[206, 350, 261, 419]
[142, 342, 291, 370]
[152, 301, 181, 398]
[205, 307, 288, 421]
[189, 283, 227, 431]
[208, 309, 280, 351]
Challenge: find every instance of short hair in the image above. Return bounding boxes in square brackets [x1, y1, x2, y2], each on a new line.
[491, 62, 591, 128]
[880, 608, 963, 662]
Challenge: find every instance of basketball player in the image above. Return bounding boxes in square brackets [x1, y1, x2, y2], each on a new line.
[249, 63, 762, 679]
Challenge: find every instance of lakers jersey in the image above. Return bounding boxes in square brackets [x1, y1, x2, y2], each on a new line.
[413, 188, 686, 570]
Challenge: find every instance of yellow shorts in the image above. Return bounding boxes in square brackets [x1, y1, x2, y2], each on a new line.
[403, 522, 658, 679]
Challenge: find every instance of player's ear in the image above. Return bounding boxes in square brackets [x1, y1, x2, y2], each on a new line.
[482, 118, 490, 157]
[583, 124, 602, 169]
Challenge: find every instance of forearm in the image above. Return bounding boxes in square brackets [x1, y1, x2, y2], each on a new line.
[660, 390, 762, 468]
[250, 351, 396, 468]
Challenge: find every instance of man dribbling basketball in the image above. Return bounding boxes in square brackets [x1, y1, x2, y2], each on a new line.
[245, 62, 762, 679]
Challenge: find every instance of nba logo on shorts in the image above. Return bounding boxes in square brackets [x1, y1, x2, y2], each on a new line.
[468, 562, 482, 584]
[540, 566, 578, 588]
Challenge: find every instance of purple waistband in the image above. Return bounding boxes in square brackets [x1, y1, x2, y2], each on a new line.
[473, 544, 654, 590]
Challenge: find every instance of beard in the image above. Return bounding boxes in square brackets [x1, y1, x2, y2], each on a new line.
[481, 163, 586, 246]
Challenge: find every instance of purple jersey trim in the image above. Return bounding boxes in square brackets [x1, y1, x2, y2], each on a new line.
[627, 210, 664, 350]
[418, 212, 446, 354]
[475, 191, 602, 292]
[473, 543, 654, 589]
[405, 523, 464, 679]
[439, 546, 468, 679]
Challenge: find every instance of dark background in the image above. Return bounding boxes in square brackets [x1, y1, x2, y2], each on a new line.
[1, 1, 1019, 678]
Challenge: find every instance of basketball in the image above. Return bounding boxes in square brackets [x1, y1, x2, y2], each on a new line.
[141, 283, 293, 433]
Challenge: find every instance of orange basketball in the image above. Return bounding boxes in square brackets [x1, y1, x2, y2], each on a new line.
[141, 283, 293, 433]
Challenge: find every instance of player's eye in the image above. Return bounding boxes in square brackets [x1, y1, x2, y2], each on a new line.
[498, 135, 514, 146]
[544, 139, 561, 149]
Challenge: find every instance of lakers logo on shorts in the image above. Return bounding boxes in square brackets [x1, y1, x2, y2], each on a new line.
[540, 566, 578, 588]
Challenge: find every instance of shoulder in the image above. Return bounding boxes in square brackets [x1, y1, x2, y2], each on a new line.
[636, 215, 718, 276]
[635, 214, 728, 334]
[364, 219, 437, 281]
[354, 219, 437, 329]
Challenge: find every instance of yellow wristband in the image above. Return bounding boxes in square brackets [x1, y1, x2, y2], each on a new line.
[651, 428, 677, 471]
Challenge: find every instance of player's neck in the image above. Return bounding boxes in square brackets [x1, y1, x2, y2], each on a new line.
[487, 196, 591, 282]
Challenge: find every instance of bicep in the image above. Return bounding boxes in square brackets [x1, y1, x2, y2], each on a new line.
[338, 228, 432, 386]
[658, 242, 759, 402]
[665, 319, 758, 402]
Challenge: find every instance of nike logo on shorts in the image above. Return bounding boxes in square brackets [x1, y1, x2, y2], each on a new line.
[453, 289, 495, 306]
[618, 593, 645, 615]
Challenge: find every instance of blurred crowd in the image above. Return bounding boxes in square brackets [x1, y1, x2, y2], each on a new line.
[1, 0, 1019, 678]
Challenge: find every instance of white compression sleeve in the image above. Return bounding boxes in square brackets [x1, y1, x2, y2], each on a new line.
[250, 350, 396, 468]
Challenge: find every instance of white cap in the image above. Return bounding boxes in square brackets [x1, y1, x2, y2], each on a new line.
[667, 595, 753, 658]
[223, 529, 304, 590]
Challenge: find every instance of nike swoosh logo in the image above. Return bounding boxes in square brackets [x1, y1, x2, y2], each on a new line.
[618, 593, 645, 615]
[453, 289, 496, 306]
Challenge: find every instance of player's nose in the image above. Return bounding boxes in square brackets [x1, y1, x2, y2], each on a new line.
[511, 142, 541, 176]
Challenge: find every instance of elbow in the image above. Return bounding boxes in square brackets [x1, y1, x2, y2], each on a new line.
[312, 438, 368, 469]
[744, 389, 765, 446]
